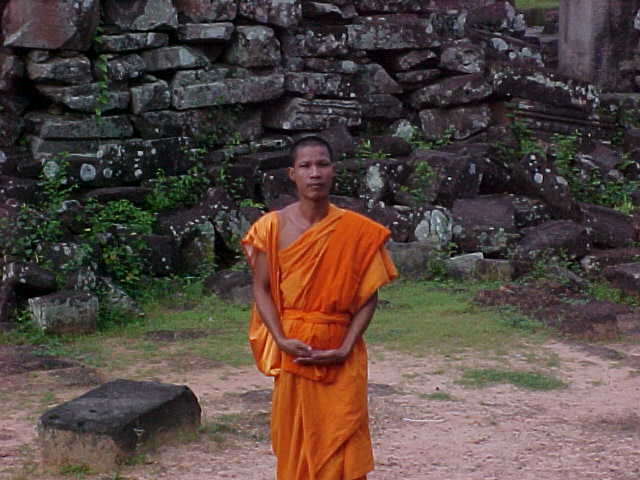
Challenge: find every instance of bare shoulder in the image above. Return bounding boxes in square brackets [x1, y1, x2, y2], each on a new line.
[277, 202, 300, 226]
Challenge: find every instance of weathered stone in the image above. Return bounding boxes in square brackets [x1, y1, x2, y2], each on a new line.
[302, 1, 356, 20]
[491, 63, 600, 113]
[264, 97, 361, 130]
[360, 158, 409, 203]
[27, 55, 92, 85]
[38, 380, 201, 471]
[83, 187, 151, 206]
[171, 65, 250, 87]
[239, 0, 302, 28]
[348, 15, 441, 51]
[395, 69, 441, 89]
[575, 141, 622, 175]
[387, 50, 437, 72]
[580, 203, 635, 249]
[131, 80, 171, 115]
[514, 220, 590, 263]
[419, 104, 491, 142]
[512, 195, 553, 228]
[224, 26, 281, 68]
[3, 261, 57, 297]
[581, 247, 640, 275]
[0, 279, 17, 324]
[262, 167, 296, 203]
[141, 47, 209, 72]
[319, 123, 358, 160]
[354, 0, 486, 13]
[465, 1, 526, 36]
[354, 63, 402, 96]
[203, 269, 252, 304]
[28, 291, 98, 335]
[440, 40, 486, 74]
[102, 0, 178, 32]
[133, 108, 262, 142]
[512, 152, 582, 221]
[474, 258, 514, 282]
[0, 51, 24, 92]
[175, 0, 237, 22]
[0, 175, 37, 203]
[172, 74, 284, 109]
[446, 252, 484, 279]
[145, 234, 180, 276]
[179, 220, 216, 275]
[285, 72, 353, 98]
[386, 241, 433, 279]
[2, 0, 100, 51]
[37, 84, 130, 114]
[410, 73, 492, 109]
[304, 58, 359, 74]
[365, 204, 417, 243]
[104, 54, 146, 82]
[559, 0, 640, 92]
[98, 277, 144, 317]
[27, 114, 134, 140]
[177, 23, 235, 43]
[0, 112, 23, 148]
[408, 150, 483, 208]
[603, 263, 640, 295]
[367, 136, 412, 158]
[414, 207, 453, 249]
[281, 27, 349, 57]
[361, 94, 403, 119]
[37, 242, 92, 273]
[485, 34, 544, 67]
[95, 33, 169, 53]
[452, 196, 519, 255]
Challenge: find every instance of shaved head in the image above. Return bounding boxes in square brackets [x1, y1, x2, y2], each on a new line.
[290, 136, 334, 166]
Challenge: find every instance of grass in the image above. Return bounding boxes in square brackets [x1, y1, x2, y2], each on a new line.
[458, 368, 567, 390]
[368, 280, 546, 357]
[199, 413, 269, 444]
[420, 391, 456, 401]
[516, 0, 559, 9]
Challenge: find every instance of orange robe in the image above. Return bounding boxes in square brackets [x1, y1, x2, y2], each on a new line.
[242, 205, 397, 480]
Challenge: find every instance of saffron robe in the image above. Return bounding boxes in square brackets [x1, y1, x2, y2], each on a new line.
[242, 205, 397, 480]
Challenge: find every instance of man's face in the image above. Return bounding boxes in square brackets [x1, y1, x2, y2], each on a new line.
[288, 145, 334, 201]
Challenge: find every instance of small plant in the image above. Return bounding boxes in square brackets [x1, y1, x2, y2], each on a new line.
[145, 165, 209, 212]
[355, 139, 390, 161]
[408, 127, 454, 151]
[458, 368, 567, 390]
[420, 391, 455, 401]
[94, 54, 110, 120]
[59, 463, 93, 479]
[401, 160, 436, 205]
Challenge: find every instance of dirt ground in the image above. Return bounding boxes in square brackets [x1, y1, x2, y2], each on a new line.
[1, 338, 640, 480]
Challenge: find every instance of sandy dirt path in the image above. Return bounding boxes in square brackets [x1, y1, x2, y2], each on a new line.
[1, 340, 640, 480]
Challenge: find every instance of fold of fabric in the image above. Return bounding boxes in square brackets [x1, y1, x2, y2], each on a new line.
[242, 204, 397, 480]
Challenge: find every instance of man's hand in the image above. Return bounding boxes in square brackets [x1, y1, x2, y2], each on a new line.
[293, 347, 349, 365]
[278, 338, 313, 358]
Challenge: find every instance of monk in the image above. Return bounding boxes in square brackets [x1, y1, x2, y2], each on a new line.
[242, 136, 397, 480]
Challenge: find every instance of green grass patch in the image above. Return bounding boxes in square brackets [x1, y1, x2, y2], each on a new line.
[199, 413, 268, 443]
[420, 391, 456, 401]
[516, 0, 559, 9]
[368, 281, 546, 357]
[458, 368, 567, 390]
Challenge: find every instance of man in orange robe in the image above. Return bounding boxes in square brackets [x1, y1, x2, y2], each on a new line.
[242, 136, 397, 480]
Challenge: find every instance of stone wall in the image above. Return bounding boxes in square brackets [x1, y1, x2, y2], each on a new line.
[4, 0, 639, 330]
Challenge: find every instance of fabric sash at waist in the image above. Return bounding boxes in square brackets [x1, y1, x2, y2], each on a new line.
[282, 309, 351, 325]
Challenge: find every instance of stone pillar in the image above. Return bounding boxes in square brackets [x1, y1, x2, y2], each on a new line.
[559, 0, 640, 92]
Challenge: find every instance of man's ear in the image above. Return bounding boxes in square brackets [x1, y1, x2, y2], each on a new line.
[288, 166, 295, 182]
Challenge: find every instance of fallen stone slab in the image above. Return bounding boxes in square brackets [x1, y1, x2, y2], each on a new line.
[238, 0, 302, 28]
[175, 0, 238, 22]
[27, 113, 134, 140]
[281, 26, 349, 57]
[419, 104, 491, 141]
[102, 0, 178, 32]
[38, 379, 201, 471]
[264, 97, 361, 130]
[29, 291, 98, 335]
[37, 84, 130, 114]
[95, 33, 169, 53]
[285, 72, 353, 98]
[410, 73, 492, 109]
[224, 26, 281, 68]
[348, 15, 442, 51]
[177, 22, 235, 43]
[603, 263, 640, 296]
[386, 241, 433, 279]
[141, 46, 209, 72]
[27, 55, 92, 85]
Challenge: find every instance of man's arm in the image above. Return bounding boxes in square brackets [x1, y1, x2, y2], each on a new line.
[294, 291, 378, 366]
[252, 251, 313, 359]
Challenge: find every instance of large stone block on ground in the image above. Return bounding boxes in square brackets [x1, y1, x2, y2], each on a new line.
[27, 114, 133, 140]
[102, 0, 178, 32]
[386, 241, 433, 279]
[603, 263, 640, 295]
[439, 40, 486, 74]
[3, 262, 57, 297]
[452, 195, 519, 255]
[238, 0, 302, 28]
[419, 104, 491, 141]
[175, 0, 238, 22]
[38, 379, 201, 471]
[264, 97, 361, 130]
[2, 0, 100, 51]
[410, 73, 492, 109]
[95, 33, 169, 53]
[514, 220, 590, 263]
[224, 26, 281, 68]
[579, 203, 635, 249]
[28, 291, 98, 335]
[204, 269, 252, 305]
[347, 15, 442, 51]
[27, 55, 92, 85]
[37, 84, 130, 114]
[414, 206, 453, 249]
[581, 247, 640, 275]
[172, 74, 283, 109]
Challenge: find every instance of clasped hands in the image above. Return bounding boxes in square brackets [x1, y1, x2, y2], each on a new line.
[277, 338, 348, 365]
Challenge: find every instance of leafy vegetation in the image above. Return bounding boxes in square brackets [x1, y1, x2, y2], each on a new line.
[458, 368, 566, 390]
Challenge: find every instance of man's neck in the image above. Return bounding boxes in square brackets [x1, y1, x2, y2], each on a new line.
[296, 199, 330, 225]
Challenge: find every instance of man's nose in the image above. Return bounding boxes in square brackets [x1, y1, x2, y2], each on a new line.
[310, 166, 321, 177]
